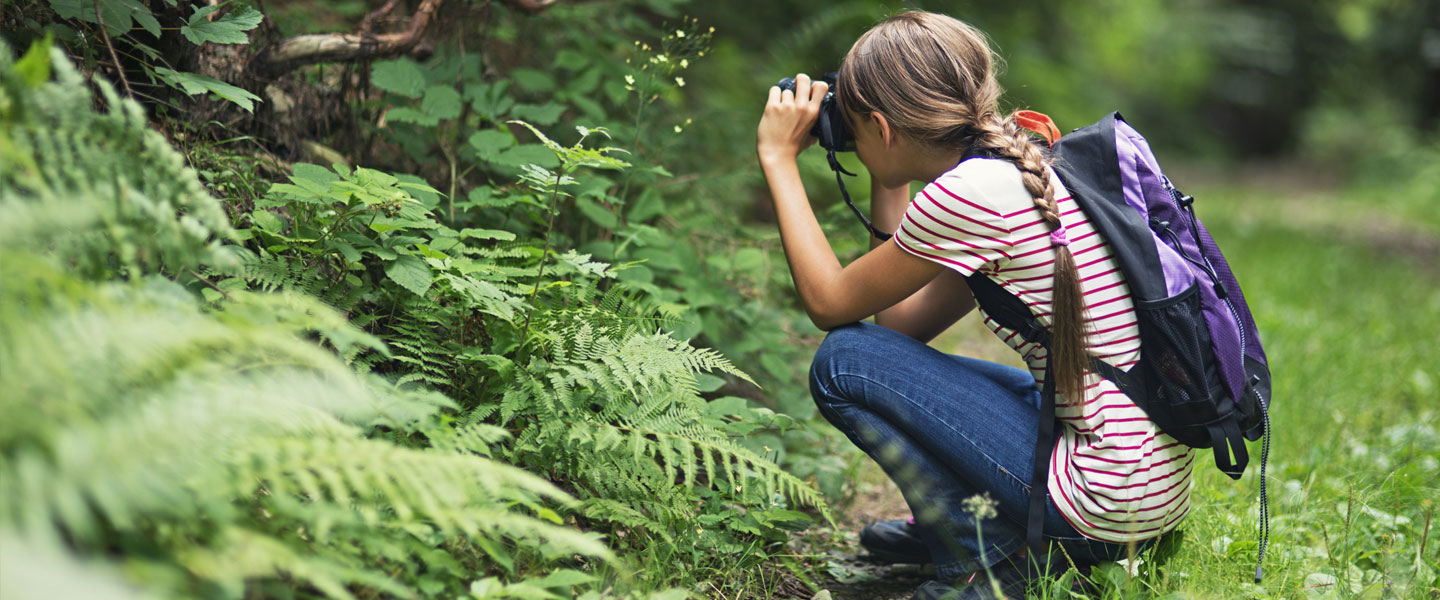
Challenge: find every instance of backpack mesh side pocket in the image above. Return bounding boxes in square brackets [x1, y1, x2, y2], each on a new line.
[1132, 284, 1225, 448]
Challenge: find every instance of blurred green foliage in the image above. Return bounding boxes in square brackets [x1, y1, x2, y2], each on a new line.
[2, 0, 1436, 597]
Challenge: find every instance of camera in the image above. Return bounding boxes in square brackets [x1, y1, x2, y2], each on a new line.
[777, 72, 854, 153]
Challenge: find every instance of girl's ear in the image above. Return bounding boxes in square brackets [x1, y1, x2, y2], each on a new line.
[871, 112, 895, 148]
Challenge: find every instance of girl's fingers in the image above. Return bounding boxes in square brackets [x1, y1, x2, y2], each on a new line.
[768, 85, 780, 108]
[810, 81, 829, 107]
[795, 73, 811, 104]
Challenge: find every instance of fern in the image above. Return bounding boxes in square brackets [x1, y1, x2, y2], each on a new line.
[0, 38, 233, 279]
[486, 295, 832, 552]
[0, 41, 616, 599]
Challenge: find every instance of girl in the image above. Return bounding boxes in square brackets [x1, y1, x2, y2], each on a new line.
[755, 11, 1188, 600]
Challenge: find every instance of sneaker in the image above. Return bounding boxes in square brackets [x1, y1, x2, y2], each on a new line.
[911, 562, 1029, 600]
[859, 518, 931, 564]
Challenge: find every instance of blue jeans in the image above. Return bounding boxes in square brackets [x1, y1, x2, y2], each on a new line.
[809, 322, 1140, 579]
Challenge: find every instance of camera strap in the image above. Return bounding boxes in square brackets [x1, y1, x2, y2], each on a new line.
[827, 149, 892, 242]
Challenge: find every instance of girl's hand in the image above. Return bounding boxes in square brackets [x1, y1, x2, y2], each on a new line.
[757, 73, 829, 166]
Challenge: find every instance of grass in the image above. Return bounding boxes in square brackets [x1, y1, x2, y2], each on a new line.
[811, 174, 1439, 599]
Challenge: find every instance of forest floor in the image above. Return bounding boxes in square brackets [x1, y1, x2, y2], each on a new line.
[793, 163, 1439, 600]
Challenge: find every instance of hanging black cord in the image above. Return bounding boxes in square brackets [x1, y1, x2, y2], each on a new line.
[1254, 384, 1272, 583]
[828, 149, 892, 242]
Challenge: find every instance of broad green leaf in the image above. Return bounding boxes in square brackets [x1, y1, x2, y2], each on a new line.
[292, 163, 340, 185]
[132, 8, 160, 37]
[510, 102, 565, 126]
[510, 68, 555, 93]
[567, 67, 602, 95]
[180, 6, 261, 45]
[466, 81, 514, 118]
[575, 197, 617, 229]
[385, 254, 432, 296]
[372, 59, 426, 98]
[459, 228, 517, 241]
[421, 85, 462, 120]
[47, 0, 137, 37]
[552, 49, 590, 71]
[384, 107, 438, 126]
[695, 374, 727, 393]
[569, 94, 606, 121]
[627, 187, 664, 223]
[326, 239, 362, 263]
[537, 569, 595, 588]
[250, 210, 284, 233]
[154, 68, 261, 112]
[467, 130, 515, 157]
[706, 396, 749, 418]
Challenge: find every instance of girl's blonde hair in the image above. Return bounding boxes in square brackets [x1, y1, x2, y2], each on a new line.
[837, 11, 1089, 402]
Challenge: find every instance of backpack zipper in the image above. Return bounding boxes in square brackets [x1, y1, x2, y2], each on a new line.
[1162, 178, 1248, 358]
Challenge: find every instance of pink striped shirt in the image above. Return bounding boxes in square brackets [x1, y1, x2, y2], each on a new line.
[892, 158, 1192, 543]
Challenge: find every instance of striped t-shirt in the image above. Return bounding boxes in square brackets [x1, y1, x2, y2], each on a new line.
[892, 158, 1193, 543]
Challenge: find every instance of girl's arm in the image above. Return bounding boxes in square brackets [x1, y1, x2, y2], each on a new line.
[868, 180, 977, 342]
[757, 75, 944, 330]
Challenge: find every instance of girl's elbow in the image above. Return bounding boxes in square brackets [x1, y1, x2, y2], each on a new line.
[805, 303, 855, 331]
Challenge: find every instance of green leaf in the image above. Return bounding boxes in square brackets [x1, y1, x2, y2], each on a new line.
[510, 102, 565, 126]
[569, 94, 606, 122]
[250, 210, 284, 233]
[706, 396, 749, 418]
[421, 85, 462, 120]
[467, 130, 515, 158]
[552, 49, 590, 71]
[133, 8, 160, 37]
[384, 107, 438, 126]
[292, 163, 340, 187]
[326, 239, 362, 263]
[575, 197, 617, 229]
[537, 569, 595, 588]
[14, 36, 53, 87]
[385, 254, 432, 296]
[154, 67, 261, 112]
[695, 373, 727, 393]
[627, 188, 664, 223]
[535, 507, 564, 525]
[465, 80, 514, 118]
[372, 59, 426, 98]
[180, 6, 261, 45]
[510, 68, 555, 93]
[459, 228, 517, 241]
[752, 509, 813, 531]
[48, 0, 136, 37]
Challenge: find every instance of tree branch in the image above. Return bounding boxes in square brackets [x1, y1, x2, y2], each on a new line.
[253, 0, 444, 78]
[94, 0, 134, 98]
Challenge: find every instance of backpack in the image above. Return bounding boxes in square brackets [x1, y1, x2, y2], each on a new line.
[962, 112, 1275, 581]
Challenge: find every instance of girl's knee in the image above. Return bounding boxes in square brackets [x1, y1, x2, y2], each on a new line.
[809, 322, 886, 405]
